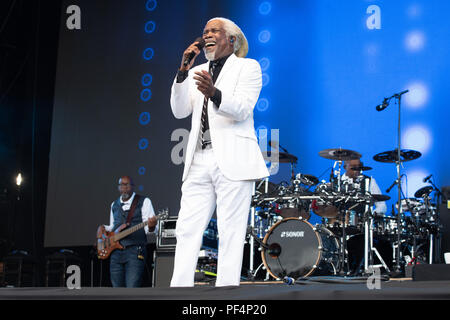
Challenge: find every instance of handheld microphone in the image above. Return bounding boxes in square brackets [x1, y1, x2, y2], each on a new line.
[183, 37, 205, 67]
[423, 174, 432, 183]
[376, 98, 389, 111]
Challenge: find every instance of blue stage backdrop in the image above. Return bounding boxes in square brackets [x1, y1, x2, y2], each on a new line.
[236, 0, 450, 224]
[45, 0, 449, 246]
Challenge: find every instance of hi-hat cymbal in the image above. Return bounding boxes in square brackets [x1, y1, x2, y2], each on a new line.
[414, 186, 434, 198]
[350, 166, 372, 172]
[319, 148, 362, 161]
[373, 149, 421, 163]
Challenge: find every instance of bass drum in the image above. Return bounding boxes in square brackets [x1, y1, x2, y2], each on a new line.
[261, 218, 340, 280]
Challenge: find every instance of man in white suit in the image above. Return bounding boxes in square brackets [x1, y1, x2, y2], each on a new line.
[170, 17, 269, 287]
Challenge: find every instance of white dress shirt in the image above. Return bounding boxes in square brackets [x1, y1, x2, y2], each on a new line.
[341, 174, 387, 215]
[104, 192, 156, 234]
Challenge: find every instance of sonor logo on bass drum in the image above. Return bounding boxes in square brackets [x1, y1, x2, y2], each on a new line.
[281, 231, 305, 238]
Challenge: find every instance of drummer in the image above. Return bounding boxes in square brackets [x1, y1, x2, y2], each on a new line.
[314, 158, 387, 225]
[342, 158, 387, 216]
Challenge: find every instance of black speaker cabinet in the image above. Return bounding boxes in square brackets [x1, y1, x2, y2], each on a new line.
[439, 203, 450, 262]
[153, 250, 175, 288]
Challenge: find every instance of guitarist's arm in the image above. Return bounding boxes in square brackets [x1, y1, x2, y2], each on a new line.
[142, 197, 158, 233]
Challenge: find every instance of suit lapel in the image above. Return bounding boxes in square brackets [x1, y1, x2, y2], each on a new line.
[214, 53, 237, 86]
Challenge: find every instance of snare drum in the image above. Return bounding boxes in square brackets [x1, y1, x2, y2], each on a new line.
[261, 218, 340, 280]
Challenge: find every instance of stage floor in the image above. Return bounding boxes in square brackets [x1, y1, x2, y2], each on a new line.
[1, 279, 450, 300]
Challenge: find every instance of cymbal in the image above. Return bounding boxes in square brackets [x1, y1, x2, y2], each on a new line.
[372, 194, 391, 202]
[265, 151, 298, 163]
[319, 148, 361, 161]
[373, 149, 421, 163]
[414, 186, 434, 198]
[350, 166, 372, 172]
[295, 173, 319, 186]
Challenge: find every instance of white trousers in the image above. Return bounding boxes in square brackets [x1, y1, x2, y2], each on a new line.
[170, 148, 253, 287]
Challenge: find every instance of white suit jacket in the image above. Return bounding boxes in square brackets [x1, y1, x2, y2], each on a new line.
[170, 53, 269, 182]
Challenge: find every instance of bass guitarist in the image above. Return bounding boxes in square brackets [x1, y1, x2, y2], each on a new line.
[97, 176, 157, 287]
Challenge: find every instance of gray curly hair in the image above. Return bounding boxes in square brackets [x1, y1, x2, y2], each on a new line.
[207, 17, 249, 58]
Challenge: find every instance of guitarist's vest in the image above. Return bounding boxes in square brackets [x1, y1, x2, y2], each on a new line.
[111, 195, 147, 247]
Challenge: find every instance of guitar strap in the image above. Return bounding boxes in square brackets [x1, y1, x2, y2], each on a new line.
[125, 194, 141, 225]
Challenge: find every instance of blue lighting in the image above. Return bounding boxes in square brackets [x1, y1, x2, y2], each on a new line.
[141, 73, 153, 86]
[261, 73, 270, 87]
[256, 98, 269, 112]
[145, 21, 156, 34]
[143, 48, 154, 60]
[138, 138, 149, 150]
[138, 167, 146, 175]
[139, 112, 151, 125]
[259, 2, 272, 15]
[259, 57, 270, 72]
[258, 30, 271, 43]
[140, 88, 152, 101]
[145, 0, 157, 11]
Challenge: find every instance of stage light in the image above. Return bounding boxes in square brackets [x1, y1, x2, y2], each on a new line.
[403, 82, 429, 109]
[143, 48, 154, 60]
[259, 2, 272, 15]
[364, 43, 379, 56]
[140, 88, 152, 101]
[138, 138, 149, 150]
[256, 98, 269, 112]
[262, 73, 270, 87]
[141, 73, 153, 86]
[256, 125, 268, 140]
[402, 125, 432, 155]
[259, 57, 270, 72]
[145, 21, 156, 34]
[407, 4, 422, 19]
[145, 0, 157, 11]
[258, 30, 271, 43]
[139, 112, 151, 125]
[16, 173, 22, 186]
[405, 30, 425, 52]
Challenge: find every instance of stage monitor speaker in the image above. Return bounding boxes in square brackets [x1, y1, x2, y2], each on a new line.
[439, 203, 450, 262]
[409, 264, 450, 281]
[153, 250, 174, 288]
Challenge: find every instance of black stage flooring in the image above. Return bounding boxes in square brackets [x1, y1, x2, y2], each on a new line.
[1, 279, 450, 300]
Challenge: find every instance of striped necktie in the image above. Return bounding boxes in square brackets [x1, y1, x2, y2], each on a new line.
[200, 62, 218, 149]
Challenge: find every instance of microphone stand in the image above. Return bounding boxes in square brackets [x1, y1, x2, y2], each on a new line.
[393, 91, 408, 275]
[377, 90, 409, 275]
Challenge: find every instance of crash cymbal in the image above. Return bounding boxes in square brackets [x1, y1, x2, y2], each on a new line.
[414, 186, 434, 198]
[372, 194, 391, 202]
[319, 148, 361, 161]
[350, 166, 373, 172]
[373, 149, 421, 163]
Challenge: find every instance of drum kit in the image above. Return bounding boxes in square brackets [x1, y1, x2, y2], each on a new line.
[246, 147, 442, 282]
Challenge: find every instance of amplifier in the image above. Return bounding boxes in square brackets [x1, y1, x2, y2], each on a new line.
[157, 217, 218, 250]
[157, 218, 177, 250]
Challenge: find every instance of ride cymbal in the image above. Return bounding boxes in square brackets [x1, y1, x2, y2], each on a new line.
[373, 149, 421, 163]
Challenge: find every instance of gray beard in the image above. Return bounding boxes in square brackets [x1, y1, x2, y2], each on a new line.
[204, 50, 215, 61]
